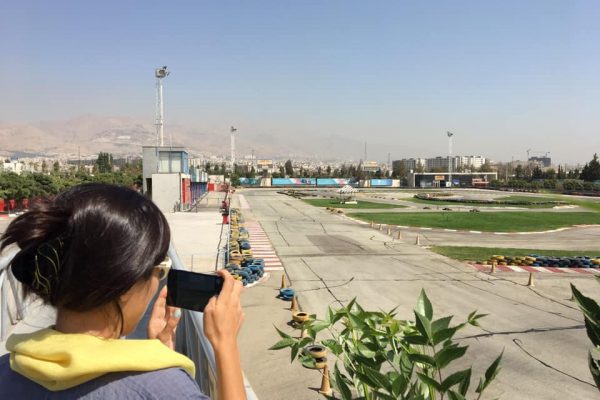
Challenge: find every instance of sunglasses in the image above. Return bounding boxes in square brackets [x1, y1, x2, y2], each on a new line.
[155, 257, 172, 281]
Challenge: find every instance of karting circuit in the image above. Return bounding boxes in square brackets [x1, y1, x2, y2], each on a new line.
[232, 188, 600, 400]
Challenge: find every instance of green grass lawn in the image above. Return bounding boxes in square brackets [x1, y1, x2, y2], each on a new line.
[351, 211, 600, 232]
[303, 198, 404, 209]
[505, 192, 600, 212]
[406, 197, 556, 209]
[430, 246, 600, 261]
[496, 195, 568, 203]
[557, 197, 600, 213]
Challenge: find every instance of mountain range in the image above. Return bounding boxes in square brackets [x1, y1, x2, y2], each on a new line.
[0, 115, 366, 162]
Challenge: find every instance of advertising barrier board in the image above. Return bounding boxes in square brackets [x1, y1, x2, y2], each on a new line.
[272, 178, 316, 186]
[370, 179, 393, 187]
[316, 178, 350, 187]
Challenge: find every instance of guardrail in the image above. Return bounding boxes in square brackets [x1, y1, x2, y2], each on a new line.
[0, 246, 27, 342]
[171, 192, 258, 399]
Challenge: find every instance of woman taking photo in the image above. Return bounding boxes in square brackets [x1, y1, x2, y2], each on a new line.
[0, 183, 246, 399]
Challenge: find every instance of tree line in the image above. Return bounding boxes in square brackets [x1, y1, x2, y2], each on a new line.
[492, 154, 600, 192]
[0, 153, 142, 201]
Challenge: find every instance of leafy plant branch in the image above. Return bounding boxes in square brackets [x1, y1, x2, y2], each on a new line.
[270, 289, 503, 400]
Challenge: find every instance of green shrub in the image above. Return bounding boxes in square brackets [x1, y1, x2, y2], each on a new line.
[271, 290, 502, 399]
[571, 278, 600, 391]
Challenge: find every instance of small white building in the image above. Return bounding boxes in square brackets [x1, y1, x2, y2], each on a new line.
[142, 146, 192, 213]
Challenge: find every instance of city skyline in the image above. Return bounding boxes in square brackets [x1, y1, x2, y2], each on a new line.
[1, 1, 599, 164]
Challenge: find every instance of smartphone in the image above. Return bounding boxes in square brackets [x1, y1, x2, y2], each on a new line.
[166, 270, 224, 312]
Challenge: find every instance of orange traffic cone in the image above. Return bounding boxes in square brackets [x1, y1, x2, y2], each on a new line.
[527, 272, 534, 287]
[290, 296, 299, 312]
[318, 364, 333, 396]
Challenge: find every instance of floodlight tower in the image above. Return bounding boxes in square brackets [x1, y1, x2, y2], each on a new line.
[447, 131, 454, 187]
[155, 66, 170, 146]
[230, 126, 238, 172]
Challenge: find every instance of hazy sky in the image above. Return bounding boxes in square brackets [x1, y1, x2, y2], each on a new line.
[1, 0, 599, 163]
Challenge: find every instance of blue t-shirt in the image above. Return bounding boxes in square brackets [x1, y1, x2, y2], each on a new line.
[0, 353, 210, 399]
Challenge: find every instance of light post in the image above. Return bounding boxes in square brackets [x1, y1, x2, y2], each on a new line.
[230, 126, 237, 173]
[155, 66, 170, 146]
[447, 131, 454, 187]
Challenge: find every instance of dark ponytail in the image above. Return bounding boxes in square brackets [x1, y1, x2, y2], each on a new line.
[1, 184, 171, 311]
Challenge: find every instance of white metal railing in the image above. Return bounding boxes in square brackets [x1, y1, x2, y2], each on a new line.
[0, 246, 26, 342]
[170, 193, 258, 399]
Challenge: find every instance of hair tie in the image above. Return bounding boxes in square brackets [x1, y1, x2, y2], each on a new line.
[31, 237, 65, 295]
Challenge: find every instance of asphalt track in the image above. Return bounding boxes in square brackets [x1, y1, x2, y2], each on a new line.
[241, 189, 599, 400]
[354, 223, 600, 252]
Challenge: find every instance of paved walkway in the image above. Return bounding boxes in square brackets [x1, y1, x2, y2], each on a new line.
[166, 194, 225, 272]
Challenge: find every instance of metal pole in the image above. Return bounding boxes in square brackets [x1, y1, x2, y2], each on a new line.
[230, 126, 237, 172]
[447, 132, 453, 187]
[158, 79, 164, 146]
[155, 67, 169, 147]
[1, 273, 9, 341]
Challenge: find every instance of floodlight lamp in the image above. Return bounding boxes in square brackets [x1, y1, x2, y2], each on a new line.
[155, 66, 169, 78]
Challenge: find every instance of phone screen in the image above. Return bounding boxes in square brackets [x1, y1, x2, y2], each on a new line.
[166, 270, 224, 312]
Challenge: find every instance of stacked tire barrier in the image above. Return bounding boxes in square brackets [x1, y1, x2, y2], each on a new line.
[225, 208, 265, 286]
[279, 287, 294, 301]
[483, 255, 600, 269]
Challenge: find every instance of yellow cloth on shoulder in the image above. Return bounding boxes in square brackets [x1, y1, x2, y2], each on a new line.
[7, 328, 195, 391]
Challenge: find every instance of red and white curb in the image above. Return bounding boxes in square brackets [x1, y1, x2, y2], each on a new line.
[245, 221, 284, 271]
[469, 263, 600, 275]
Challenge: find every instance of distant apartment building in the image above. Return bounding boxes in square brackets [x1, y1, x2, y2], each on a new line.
[1, 160, 26, 174]
[393, 155, 486, 174]
[361, 161, 380, 173]
[528, 156, 551, 168]
[426, 156, 453, 171]
[392, 158, 426, 172]
[256, 159, 275, 174]
[456, 155, 486, 170]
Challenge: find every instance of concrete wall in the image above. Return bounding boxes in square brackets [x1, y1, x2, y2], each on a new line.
[151, 173, 182, 213]
[142, 147, 160, 193]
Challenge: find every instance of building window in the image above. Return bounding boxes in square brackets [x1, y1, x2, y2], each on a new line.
[158, 151, 182, 173]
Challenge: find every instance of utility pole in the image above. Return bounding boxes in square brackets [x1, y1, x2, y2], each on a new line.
[447, 131, 454, 187]
[155, 66, 170, 146]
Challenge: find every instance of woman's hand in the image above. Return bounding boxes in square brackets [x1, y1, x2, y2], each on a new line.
[147, 286, 181, 349]
[203, 270, 244, 350]
[204, 270, 247, 400]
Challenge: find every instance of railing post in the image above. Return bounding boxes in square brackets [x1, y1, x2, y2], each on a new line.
[7, 272, 24, 321]
[1, 272, 10, 342]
